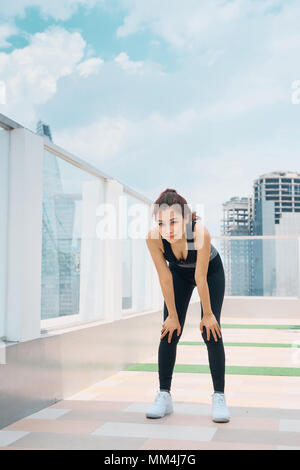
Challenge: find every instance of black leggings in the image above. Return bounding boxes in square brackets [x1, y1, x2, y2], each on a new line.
[158, 253, 226, 393]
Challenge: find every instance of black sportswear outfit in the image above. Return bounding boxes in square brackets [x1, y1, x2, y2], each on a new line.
[158, 218, 226, 394]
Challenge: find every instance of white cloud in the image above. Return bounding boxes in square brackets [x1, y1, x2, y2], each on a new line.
[0, 0, 298, 239]
[54, 116, 132, 162]
[53, 109, 198, 169]
[113, 51, 165, 78]
[0, 0, 100, 21]
[0, 22, 19, 48]
[0, 25, 86, 123]
[52, 103, 300, 238]
[114, 52, 144, 74]
[115, 0, 290, 52]
[53, 108, 201, 167]
[76, 57, 104, 77]
[186, 138, 300, 236]
[115, 0, 237, 46]
[198, 75, 286, 121]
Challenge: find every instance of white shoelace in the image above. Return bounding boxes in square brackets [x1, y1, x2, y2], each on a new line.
[156, 392, 169, 401]
[213, 393, 226, 407]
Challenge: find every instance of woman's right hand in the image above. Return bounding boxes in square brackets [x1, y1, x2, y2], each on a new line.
[161, 316, 181, 343]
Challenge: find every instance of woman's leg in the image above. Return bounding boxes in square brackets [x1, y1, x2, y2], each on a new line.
[158, 268, 195, 392]
[200, 255, 226, 393]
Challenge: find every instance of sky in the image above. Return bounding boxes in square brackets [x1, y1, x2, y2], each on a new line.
[1, 0, 300, 236]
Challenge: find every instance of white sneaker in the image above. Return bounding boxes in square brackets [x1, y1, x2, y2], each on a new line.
[146, 390, 174, 419]
[211, 392, 230, 423]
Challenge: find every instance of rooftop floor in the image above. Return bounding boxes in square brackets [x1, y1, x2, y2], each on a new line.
[1, 315, 300, 450]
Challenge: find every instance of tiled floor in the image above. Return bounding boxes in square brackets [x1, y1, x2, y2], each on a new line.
[1, 315, 300, 450]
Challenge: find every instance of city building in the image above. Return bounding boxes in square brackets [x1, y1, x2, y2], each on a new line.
[252, 171, 300, 296]
[221, 196, 252, 295]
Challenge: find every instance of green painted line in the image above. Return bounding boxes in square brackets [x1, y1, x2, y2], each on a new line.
[188, 324, 300, 330]
[179, 341, 300, 348]
[124, 363, 300, 377]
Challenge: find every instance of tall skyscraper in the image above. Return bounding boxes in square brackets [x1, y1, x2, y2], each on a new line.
[221, 196, 252, 295]
[36, 119, 53, 142]
[252, 171, 300, 296]
[41, 151, 81, 319]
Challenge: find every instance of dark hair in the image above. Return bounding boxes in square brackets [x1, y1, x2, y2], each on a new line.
[152, 188, 200, 223]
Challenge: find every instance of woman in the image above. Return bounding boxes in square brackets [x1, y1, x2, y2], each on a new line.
[145, 188, 230, 423]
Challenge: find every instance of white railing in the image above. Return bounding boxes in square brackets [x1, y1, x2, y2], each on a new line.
[0, 116, 161, 342]
[212, 234, 300, 298]
[1, 113, 299, 344]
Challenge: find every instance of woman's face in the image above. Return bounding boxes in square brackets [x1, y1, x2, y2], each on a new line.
[157, 207, 188, 243]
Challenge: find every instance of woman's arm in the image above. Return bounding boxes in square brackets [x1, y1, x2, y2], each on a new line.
[194, 224, 213, 317]
[159, 279, 179, 320]
[194, 224, 222, 341]
[146, 231, 179, 320]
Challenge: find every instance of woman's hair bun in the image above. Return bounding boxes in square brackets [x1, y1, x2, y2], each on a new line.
[163, 188, 177, 194]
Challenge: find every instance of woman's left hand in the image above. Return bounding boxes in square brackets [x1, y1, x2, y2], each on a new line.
[200, 312, 222, 342]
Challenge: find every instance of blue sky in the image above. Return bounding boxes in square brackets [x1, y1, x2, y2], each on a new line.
[0, 0, 300, 235]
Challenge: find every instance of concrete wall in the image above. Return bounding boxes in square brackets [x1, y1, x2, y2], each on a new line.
[0, 306, 165, 428]
[1, 296, 299, 429]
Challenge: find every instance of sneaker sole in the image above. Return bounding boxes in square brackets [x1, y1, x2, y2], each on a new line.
[146, 408, 174, 419]
[212, 416, 230, 423]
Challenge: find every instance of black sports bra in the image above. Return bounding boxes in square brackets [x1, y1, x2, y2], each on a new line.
[161, 218, 218, 268]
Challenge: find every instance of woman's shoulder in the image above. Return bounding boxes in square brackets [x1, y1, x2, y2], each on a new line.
[146, 226, 160, 242]
[146, 227, 165, 252]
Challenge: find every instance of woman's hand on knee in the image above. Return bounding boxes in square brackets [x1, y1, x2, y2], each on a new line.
[200, 312, 222, 342]
[161, 316, 181, 343]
